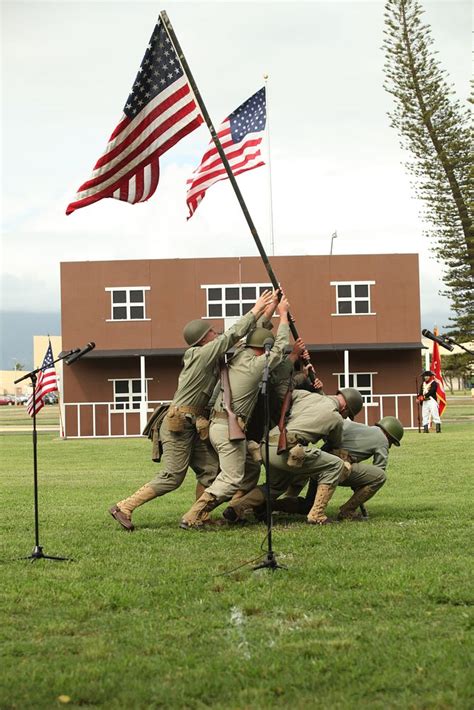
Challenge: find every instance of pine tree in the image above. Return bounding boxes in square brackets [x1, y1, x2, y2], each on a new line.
[383, 0, 473, 339]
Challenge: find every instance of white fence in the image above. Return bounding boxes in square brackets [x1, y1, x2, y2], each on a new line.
[62, 394, 419, 439]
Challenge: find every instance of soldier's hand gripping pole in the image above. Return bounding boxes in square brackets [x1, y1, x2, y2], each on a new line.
[161, 10, 319, 385]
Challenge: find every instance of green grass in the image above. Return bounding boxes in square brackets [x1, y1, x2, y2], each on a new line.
[0, 424, 473, 709]
[0, 404, 60, 428]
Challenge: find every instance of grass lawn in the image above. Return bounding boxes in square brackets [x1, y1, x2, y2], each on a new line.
[0, 423, 473, 709]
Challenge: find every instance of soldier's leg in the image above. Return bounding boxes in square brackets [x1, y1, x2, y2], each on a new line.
[228, 451, 262, 507]
[303, 450, 345, 525]
[272, 471, 311, 514]
[337, 463, 386, 521]
[110, 418, 194, 530]
[181, 419, 247, 527]
[190, 437, 220, 524]
[422, 401, 430, 432]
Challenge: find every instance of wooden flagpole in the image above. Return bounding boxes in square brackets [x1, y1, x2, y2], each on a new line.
[160, 11, 317, 380]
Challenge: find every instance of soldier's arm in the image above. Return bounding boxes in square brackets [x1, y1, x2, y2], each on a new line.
[372, 446, 389, 470]
[325, 417, 344, 450]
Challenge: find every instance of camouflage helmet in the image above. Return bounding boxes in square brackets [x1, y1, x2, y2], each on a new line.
[376, 416, 404, 446]
[246, 328, 275, 348]
[337, 387, 364, 417]
[183, 319, 212, 347]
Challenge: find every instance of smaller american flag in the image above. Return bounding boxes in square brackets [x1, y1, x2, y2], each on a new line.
[27, 342, 58, 417]
[186, 87, 266, 218]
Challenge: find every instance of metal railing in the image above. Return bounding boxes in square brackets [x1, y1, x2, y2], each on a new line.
[62, 394, 419, 438]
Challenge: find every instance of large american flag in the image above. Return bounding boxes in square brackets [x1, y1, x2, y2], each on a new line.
[186, 87, 266, 218]
[66, 19, 203, 215]
[27, 342, 58, 417]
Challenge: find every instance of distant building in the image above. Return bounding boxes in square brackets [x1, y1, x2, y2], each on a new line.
[60, 254, 423, 437]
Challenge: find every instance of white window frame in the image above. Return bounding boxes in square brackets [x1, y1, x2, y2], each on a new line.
[105, 286, 151, 321]
[201, 283, 272, 320]
[330, 281, 375, 316]
[109, 378, 152, 411]
[333, 371, 377, 405]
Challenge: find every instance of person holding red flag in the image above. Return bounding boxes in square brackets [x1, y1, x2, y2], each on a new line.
[417, 328, 447, 433]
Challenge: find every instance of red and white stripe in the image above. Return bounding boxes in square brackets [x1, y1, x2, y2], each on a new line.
[186, 119, 264, 218]
[66, 76, 203, 215]
[27, 368, 58, 417]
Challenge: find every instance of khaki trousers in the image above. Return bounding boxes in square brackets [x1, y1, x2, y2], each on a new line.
[263, 444, 345, 499]
[205, 418, 248, 503]
[338, 462, 386, 493]
[146, 416, 219, 495]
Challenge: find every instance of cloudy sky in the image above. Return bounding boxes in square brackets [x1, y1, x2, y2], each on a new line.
[1, 0, 471, 331]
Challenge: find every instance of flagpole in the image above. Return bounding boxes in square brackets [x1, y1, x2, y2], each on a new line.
[160, 11, 315, 371]
[264, 74, 275, 257]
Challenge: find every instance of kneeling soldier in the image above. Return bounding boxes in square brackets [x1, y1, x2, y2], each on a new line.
[223, 387, 364, 525]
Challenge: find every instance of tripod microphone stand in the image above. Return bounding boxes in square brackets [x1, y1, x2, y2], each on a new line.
[254, 345, 286, 572]
[14, 355, 72, 562]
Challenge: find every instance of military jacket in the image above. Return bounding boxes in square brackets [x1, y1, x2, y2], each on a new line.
[214, 322, 290, 420]
[172, 311, 256, 411]
[340, 419, 389, 470]
[273, 389, 343, 448]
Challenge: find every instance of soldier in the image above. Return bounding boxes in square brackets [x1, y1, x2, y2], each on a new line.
[222, 387, 364, 525]
[180, 294, 291, 529]
[279, 415, 404, 520]
[108, 289, 275, 531]
[417, 370, 442, 433]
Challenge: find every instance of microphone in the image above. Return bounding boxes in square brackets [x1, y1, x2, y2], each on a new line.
[58, 348, 81, 360]
[65, 342, 96, 365]
[263, 338, 274, 354]
[421, 329, 454, 352]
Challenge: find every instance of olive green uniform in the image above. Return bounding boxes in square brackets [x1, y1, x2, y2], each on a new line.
[204, 322, 290, 503]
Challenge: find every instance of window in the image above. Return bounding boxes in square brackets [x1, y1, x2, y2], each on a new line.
[111, 379, 149, 411]
[330, 281, 375, 316]
[336, 373, 374, 404]
[201, 283, 272, 319]
[105, 287, 150, 321]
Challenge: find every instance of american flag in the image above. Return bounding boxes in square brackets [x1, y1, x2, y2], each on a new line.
[66, 19, 203, 215]
[27, 342, 58, 417]
[186, 87, 266, 218]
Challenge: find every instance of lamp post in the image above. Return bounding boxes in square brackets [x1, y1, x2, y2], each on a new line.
[330, 230, 338, 255]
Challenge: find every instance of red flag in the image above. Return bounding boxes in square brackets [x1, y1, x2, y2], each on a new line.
[66, 19, 203, 215]
[186, 88, 266, 218]
[27, 341, 58, 417]
[430, 327, 447, 416]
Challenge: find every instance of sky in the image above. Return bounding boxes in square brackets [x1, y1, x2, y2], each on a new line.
[1, 0, 471, 335]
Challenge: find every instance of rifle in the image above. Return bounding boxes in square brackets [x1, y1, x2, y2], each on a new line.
[220, 360, 246, 441]
[277, 380, 294, 454]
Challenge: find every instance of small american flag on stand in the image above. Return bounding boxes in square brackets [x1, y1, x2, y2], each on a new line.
[186, 87, 266, 218]
[66, 18, 203, 215]
[27, 341, 58, 417]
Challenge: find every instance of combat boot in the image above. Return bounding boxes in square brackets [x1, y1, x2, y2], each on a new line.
[196, 482, 212, 524]
[307, 484, 336, 525]
[423, 424, 429, 433]
[109, 484, 157, 531]
[436, 423, 441, 433]
[223, 487, 266, 522]
[180, 492, 218, 529]
[338, 484, 375, 521]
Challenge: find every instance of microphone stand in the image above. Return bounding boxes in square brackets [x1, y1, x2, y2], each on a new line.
[442, 337, 474, 357]
[14, 353, 73, 562]
[254, 347, 286, 572]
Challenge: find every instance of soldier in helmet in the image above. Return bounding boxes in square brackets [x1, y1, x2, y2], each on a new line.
[180, 293, 291, 529]
[277, 415, 404, 520]
[222, 386, 364, 525]
[108, 289, 275, 531]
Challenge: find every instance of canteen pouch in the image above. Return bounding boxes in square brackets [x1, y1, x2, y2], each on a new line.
[247, 440, 262, 464]
[166, 406, 186, 433]
[287, 443, 306, 468]
[195, 415, 210, 441]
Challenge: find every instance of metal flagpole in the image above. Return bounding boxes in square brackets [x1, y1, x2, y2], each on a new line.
[263, 74, 275, 257]
[161, 12, 317, 380]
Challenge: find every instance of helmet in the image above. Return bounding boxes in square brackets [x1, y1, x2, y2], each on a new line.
[376, 416, 404, 446]
[246, 328, 275, 348]
[183, 320, 212, 347]
[337, 388, 364, 417]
